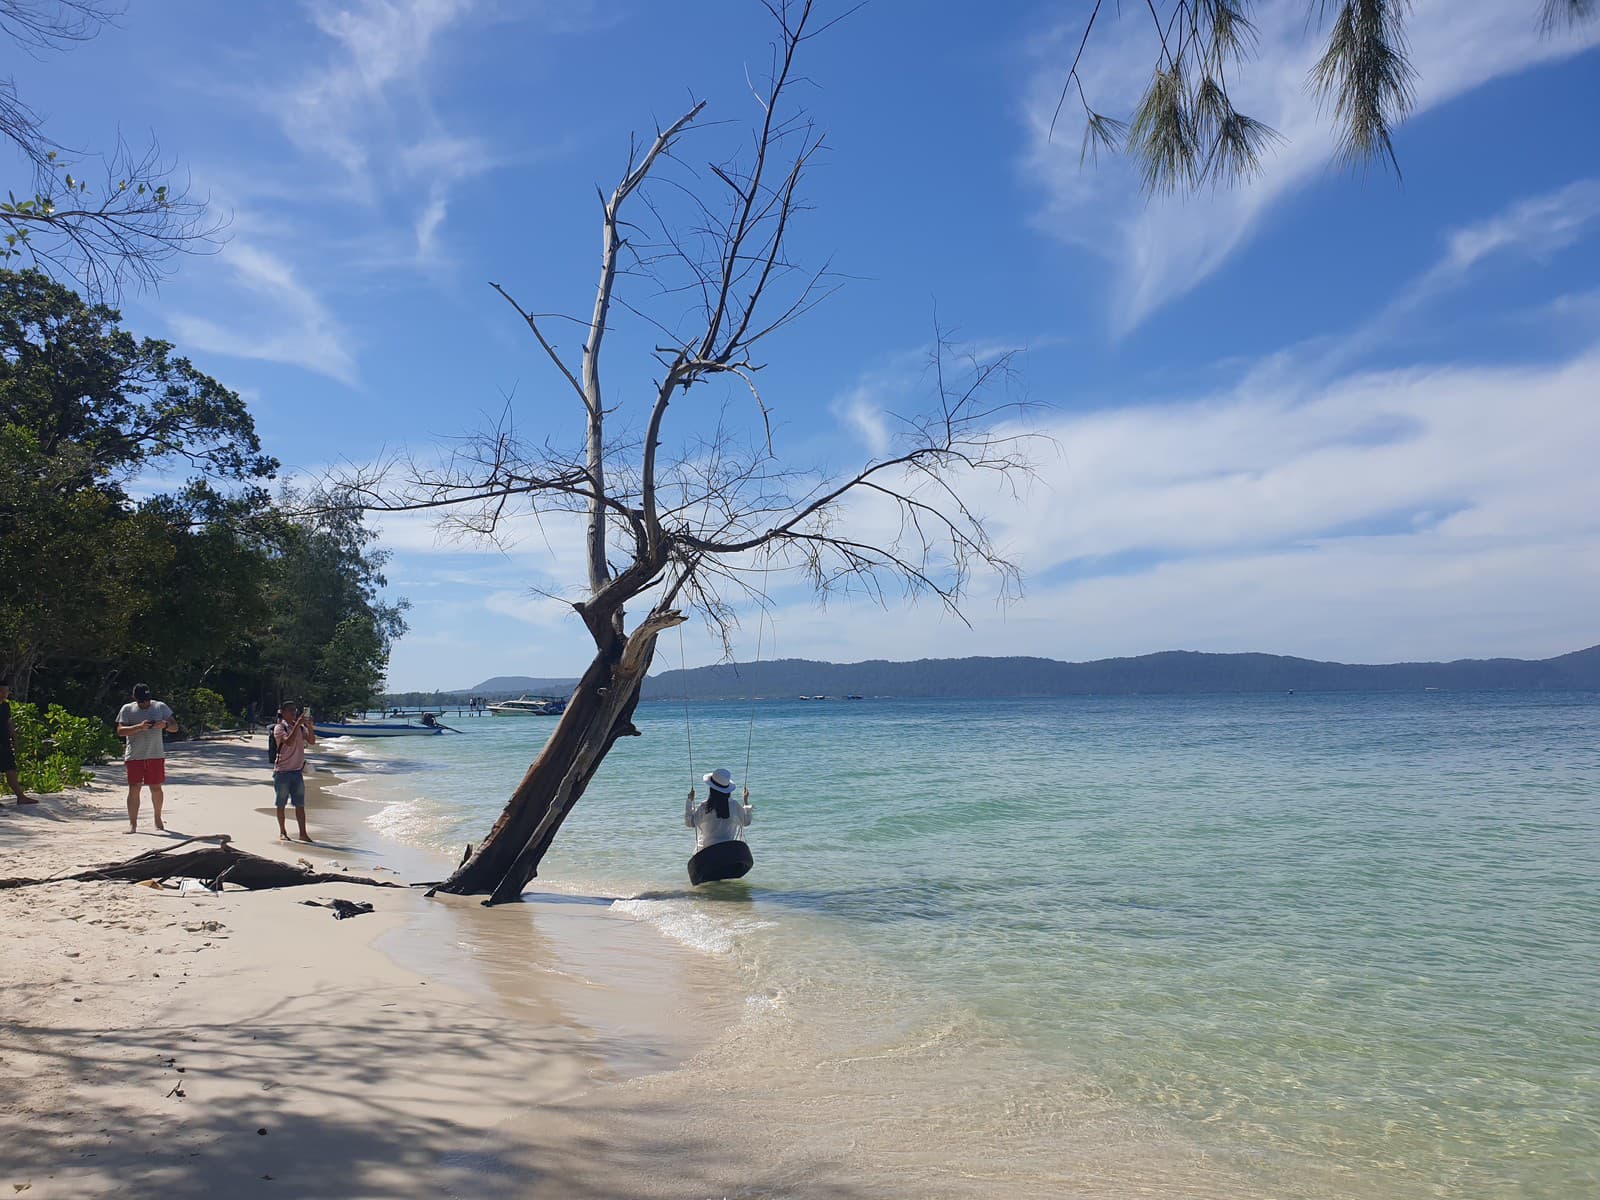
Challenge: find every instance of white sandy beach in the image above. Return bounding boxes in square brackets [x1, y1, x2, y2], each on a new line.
[0, 736, 866, 1200]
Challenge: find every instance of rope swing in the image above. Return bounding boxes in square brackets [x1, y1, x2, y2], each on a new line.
[680, 554, 773, 887]
[679, 621, 695, 788]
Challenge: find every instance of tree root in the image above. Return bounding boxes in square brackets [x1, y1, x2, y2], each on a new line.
[0, 834, 403, 892]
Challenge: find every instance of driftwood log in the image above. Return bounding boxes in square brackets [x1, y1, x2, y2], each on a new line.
[0, 834, 402, 892]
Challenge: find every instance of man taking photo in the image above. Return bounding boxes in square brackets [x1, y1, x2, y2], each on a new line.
[271, 700, 318, 843]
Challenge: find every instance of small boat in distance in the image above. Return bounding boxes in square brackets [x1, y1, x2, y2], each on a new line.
[313, 719, 443, 738]
[487, 694, 568, 716]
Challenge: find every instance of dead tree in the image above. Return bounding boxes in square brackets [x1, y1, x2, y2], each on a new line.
[342, 0, 1035, 905]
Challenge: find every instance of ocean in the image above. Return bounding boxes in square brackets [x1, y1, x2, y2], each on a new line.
[325, 691, 1599, 1198]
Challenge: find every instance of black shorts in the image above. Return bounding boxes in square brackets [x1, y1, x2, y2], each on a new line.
[0, 746, 15, 772]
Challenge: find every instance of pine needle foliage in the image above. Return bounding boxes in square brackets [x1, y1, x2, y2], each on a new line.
[1052, 0, 1596, 193]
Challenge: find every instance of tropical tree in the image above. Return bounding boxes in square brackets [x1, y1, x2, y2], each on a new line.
[0, 1, 216, 295]
[257, 498, 410, 718]
[0, 268, 273, 700]
[1055, 0, 1598, 192]
[344, 0, 1034, 904]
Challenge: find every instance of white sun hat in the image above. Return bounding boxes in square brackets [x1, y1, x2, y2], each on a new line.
[704, 768, 735, 789]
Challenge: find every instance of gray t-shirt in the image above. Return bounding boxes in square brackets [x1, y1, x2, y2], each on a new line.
[118, 701, 173, 760]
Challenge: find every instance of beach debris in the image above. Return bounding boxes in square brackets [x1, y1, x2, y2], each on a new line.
[257, 1128, 268, 1136]
[166, 1082, 185, 1099]
[299, 898, 375, 920]
[0, 836, 402, 894]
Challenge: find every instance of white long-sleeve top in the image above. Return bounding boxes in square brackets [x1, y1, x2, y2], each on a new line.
[685, 790, 753, 852]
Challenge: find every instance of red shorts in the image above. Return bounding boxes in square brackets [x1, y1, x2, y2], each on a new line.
[125, 758, 166, 787]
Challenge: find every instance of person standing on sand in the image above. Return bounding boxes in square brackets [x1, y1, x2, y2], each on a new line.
[115, 683, 176, 833]
[271, 700, 317, 843]
[0, 680, 38, 806]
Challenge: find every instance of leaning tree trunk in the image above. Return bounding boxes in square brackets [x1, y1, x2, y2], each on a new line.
[432, 609, 682, 905]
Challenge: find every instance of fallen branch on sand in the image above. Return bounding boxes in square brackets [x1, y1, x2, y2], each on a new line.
[0, 834, 402, 892]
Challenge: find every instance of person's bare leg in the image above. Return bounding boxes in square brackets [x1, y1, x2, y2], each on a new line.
[7, 769, 35, 805]
[295, 805, 313, 843]
[150, 784, 165, 831]
[126, 784, 141, 832]
[276, 804, 290, 841]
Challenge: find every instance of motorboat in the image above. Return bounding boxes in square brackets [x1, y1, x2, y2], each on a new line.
[312, 719, 444, 738]
[486, 694, 567, 716]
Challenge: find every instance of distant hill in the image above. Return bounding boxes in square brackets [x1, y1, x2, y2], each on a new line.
[628, 645, 1600, 700]
[461, 676, 580, 697]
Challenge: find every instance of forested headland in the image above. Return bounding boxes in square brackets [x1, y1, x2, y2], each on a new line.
[634, 646, 1600, 700]
[0, 269, 406, 731]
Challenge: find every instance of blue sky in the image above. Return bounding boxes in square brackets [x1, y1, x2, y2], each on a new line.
[12, 1, 1600, 688]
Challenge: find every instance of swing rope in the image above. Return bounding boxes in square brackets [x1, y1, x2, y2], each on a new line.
[679, 622, 695, 790]
[680, 550, 773, 795]
[742, 549, 773, 788]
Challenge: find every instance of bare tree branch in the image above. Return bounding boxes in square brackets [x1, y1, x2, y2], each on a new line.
[0, 5, 220, 295]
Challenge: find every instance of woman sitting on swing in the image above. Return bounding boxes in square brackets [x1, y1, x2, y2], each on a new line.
[686, 768, 753, 849]
[685, 767, 755, 883]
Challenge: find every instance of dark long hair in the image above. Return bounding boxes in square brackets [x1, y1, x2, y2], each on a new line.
[706, 787, 732, 819]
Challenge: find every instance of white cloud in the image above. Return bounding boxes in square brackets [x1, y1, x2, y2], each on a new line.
[751, 337, 1600, 668]
[378, 185, 1600, 683]
[1414, 178, 1600, 296]
[168, 242, 359, 385]
[283, 0, 471, 173]
[381, 324, 1600, 680]
[836, 389, 892, 455]
[1023, 1, 1600, 332]
[266, 1, 496, 267]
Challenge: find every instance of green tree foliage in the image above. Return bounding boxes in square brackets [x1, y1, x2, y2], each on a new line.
[260, 496, 409, 717]
[169, 686, 229, 732]
[0, 268, 406, 723]
[0, 269, 272, 703]
[9, 701, 118, 792]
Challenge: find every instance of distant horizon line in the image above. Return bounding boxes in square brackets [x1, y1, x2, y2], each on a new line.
[384, 642, 1600, 695]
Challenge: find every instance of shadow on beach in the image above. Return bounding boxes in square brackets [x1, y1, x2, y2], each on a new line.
[3, 985, 878, 1200]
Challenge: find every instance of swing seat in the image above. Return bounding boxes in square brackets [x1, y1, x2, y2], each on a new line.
[688, 839, 754, 886]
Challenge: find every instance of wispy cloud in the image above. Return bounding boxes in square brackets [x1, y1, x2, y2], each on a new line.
[275, 0, 493, 263]
[1407, 178, 1600, 300]
[168, 242, 359, 385]
[1022, 1, 1600, 332]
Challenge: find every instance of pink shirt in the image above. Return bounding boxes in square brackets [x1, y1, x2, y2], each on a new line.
[273, 720, 311, 773]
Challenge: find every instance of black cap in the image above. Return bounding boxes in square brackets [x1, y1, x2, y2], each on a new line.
[133, 683, 152, 701]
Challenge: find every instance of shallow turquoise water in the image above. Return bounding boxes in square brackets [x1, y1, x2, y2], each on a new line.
[333, 691, 1600, 1198]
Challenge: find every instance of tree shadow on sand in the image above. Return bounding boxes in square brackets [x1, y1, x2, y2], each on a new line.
[3, 987, 875, 1200]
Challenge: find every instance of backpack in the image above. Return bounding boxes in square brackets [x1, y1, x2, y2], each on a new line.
[267, 728, 279, 763]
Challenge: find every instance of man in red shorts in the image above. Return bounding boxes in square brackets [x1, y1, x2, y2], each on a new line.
[115, 683, 176, 833]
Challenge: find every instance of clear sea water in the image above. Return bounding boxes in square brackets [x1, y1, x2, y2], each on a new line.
[327, 691, 1599, 1198]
